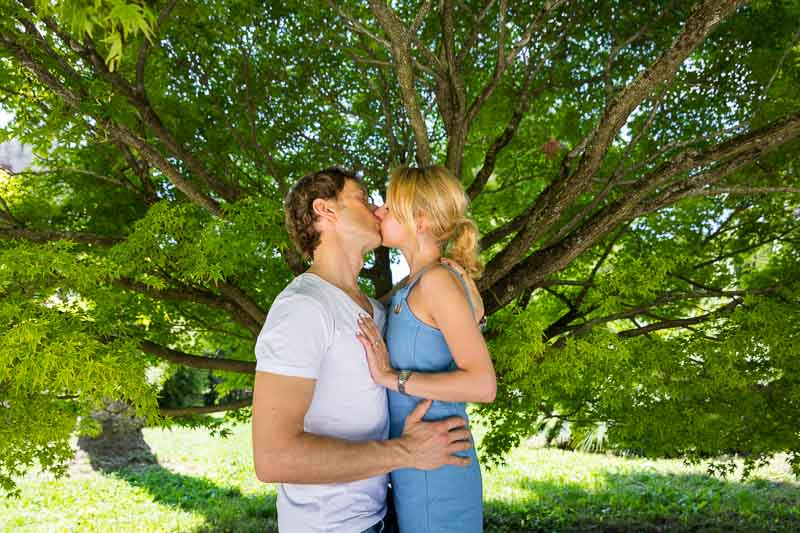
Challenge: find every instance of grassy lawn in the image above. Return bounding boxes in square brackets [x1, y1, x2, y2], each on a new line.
[2, 416, 798, 532]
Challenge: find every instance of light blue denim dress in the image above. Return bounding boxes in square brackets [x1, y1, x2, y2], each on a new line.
[384, 263, 483, 533]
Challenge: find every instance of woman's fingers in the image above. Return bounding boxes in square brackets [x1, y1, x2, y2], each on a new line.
[358, 316, 383, 348]
[358, 314, 380, 336]
[357, 321, 377, 347]
[355, 331, 372, 353]
[356, 331, 382, 382]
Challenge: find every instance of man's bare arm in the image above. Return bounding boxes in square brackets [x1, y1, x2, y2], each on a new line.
[252, 371, 471, 484]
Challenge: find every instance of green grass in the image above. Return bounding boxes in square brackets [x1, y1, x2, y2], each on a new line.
[2, 417, 798, 532]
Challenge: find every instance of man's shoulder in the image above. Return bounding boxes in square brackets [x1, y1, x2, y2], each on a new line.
[271, 274, 336, 315]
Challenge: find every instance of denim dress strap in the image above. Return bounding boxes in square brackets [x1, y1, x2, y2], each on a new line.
[404, 262, 439, 295]
[437, 262, 476, 317]
[403, 261, 486, 332]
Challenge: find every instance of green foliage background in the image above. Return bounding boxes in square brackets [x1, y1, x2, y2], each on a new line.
[0, 0, 799, 496]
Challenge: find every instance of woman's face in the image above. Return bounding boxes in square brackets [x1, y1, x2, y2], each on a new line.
[374, 203, 414, 249]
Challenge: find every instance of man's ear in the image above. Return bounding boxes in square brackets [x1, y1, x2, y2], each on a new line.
[312, 198, 337, 223]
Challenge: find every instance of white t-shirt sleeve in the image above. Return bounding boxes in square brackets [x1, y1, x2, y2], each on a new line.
[254, 293, 333, 379]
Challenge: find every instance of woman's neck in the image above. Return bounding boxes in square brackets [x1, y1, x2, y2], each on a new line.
[402, 240, 441, 279]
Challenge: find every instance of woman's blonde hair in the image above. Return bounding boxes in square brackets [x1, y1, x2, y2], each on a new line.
[387, 165, 484, 279]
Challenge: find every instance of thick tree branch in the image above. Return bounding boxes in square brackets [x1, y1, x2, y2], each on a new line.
[114, 277, 262, 336]
[437, 0, 471, 176]
[0, 30, 224, 217]
[368, 0, 433, 165]
[160, 397, 253, 417]
[411, 0, 435, 34]
[218, 283, 267, 325]
[482, 109, 800, 313]
[139, 340, 256, 374]
[19, 0, 242, 204]
[480, 0, 746, 289]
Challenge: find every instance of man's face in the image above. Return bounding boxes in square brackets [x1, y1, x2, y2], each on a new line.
[333, 179, 382, 251]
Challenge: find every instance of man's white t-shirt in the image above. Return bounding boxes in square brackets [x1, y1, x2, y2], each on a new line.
[255, 272, 389, 533]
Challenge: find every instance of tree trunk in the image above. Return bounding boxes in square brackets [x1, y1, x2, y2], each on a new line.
[75, 401, 155, 471]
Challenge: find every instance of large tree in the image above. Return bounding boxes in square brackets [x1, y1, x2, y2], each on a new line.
[1, 0, 799, 494]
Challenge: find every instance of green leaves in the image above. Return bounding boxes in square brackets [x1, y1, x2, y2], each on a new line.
[35, 0, 156, 70]
[0, 0, 799, 495]
[109, 197, 287, 285]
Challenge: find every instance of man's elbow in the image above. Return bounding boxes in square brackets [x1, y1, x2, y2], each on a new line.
[253, 448, 288, 483]
[254, 456, 277, 483]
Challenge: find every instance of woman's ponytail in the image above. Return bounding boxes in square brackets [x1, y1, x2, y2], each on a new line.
[445, 217, 484, 279]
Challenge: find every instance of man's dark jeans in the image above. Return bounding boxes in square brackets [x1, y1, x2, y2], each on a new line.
[361, 485, 398, 533]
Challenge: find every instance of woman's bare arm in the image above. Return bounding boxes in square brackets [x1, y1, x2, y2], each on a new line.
[357, 265, 496, 403]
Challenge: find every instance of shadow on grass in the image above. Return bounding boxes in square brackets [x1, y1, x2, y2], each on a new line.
[485, 469, 800, 533]
[110, 464, 277, 533]
[79, 430, 276, 533]
[106, 466, 799, 533]
[79, 429, 799, 533]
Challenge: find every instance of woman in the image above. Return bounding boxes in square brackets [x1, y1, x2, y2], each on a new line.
[356, 165, 496, 533]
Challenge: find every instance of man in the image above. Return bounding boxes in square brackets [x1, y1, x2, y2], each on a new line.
[252, 168, 472, 533]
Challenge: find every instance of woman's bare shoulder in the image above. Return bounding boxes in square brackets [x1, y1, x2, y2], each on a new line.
[423, 258, 485, 320]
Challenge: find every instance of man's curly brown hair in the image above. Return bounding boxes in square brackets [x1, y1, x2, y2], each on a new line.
[284, 167, 360, 260]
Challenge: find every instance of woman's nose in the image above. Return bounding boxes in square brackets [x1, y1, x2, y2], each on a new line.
[374, 205, 386, 219]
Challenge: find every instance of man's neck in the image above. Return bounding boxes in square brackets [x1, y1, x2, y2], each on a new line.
[308, 243, 365, 294]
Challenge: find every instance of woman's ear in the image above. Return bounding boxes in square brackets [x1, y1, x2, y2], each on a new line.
[312, 198, 337, 223]
[415, 213, 428, 233]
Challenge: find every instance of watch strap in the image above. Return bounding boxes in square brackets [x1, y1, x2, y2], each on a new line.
[398, 370, 412, 394]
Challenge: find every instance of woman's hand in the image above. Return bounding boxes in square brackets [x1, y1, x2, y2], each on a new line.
[356, 314, 397, 389]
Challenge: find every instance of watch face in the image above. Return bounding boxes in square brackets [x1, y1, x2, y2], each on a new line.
[398, 371, 410, 393]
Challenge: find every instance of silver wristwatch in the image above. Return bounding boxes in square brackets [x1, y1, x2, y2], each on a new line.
[397, 370, 412, 394]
